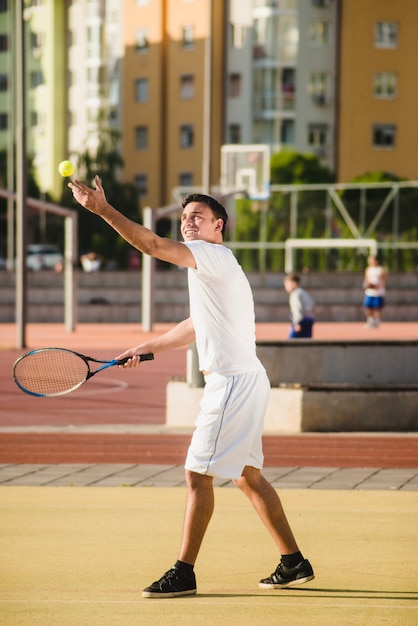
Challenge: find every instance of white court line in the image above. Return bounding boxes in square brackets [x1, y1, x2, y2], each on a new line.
[72, 377, 129, 396]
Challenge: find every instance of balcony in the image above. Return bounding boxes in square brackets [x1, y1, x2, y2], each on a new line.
[253, 89, 296, 116]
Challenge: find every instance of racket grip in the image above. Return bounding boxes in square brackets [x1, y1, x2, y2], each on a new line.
[117, 353, 154, 365]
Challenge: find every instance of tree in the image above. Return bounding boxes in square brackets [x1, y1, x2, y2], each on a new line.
[269, 151, 335, 265]
[270, 149, 335, 185]
[59, 126, 141, 268]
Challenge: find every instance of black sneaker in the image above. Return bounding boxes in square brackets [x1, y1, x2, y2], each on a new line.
[259, 559, 314, 589]
[142, 566, 197, 598]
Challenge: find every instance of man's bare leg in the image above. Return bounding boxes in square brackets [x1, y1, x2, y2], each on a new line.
[178, 470, 214, 565]
[233, 465, 299, 554]
[234, 465, 314, 588]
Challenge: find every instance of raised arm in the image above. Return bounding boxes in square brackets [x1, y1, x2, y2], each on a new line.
[116, 317, 196, 367]
[69, 176, 195, 269]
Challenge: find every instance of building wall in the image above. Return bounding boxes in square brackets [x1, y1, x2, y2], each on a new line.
[3, 0, 418, 210]
[122, 0, 165, 207]
[295, 0, 338, 172]
[0, 6, 11, 161]
[165, 0, 210, 201]
[67, 0, 110, 188]
[121, 0, 226, 208]
[338, 0, 418, 181]
[225, 2, 253, 146]
[20, 1, 66, 199]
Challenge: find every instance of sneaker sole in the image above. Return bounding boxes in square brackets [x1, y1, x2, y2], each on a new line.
[142, 588, 197, 599]
[259, 574, 315, 589]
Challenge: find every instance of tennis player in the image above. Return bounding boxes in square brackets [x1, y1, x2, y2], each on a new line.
[69, 176, 314, 598]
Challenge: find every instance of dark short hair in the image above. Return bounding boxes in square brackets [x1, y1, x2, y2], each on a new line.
[285, 273, 301, 284]
[182, 193, 228, 236]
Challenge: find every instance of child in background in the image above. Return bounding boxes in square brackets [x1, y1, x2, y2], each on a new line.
[284, 273, 315, 339]
[362, 254, 387, 328]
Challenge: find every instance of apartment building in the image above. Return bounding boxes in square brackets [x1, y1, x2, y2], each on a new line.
[3, 0, 67, 198]
[338, 0, 418, 181]
[295, 0, 338, 170]
[2, 0, 417, 212]
[121, 0, 227, 208]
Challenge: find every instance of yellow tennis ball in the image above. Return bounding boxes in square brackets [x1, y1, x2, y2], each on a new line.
[58, 160, 74, 177]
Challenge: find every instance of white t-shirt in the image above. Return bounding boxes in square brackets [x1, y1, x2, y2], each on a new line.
[183, 240, 263, 375]
[364, 266, 386, 297]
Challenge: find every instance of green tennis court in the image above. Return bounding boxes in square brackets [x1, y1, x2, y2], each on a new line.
[1, 486, 417, 625]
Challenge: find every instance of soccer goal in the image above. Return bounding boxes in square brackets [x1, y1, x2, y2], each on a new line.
[284, 238, 377, 273]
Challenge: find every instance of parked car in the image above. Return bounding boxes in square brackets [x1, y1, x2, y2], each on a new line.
[26, 244, 64, 271]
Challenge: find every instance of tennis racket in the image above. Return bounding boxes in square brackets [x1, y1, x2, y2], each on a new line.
[13, 347, 154, 397]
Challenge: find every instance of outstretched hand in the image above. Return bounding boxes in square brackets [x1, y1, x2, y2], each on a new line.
[68, 175, 108, 215]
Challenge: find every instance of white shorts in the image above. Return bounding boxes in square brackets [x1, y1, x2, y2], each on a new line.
[185, 369, 270, 480]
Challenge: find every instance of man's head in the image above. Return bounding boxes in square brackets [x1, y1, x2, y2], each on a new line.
[284, 273, 301, 294]
[182, 194, 228, 238]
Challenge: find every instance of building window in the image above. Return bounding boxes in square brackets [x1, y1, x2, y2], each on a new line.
[30, 31, 44, 49]
[0, 0, 8, 12]
[281, 119, 295, 145]
[179, 172, 193, 187]
[30, 70, 44, 88]
[135, 28, 148, 53]
[228, 124, 241, 144]
[229, 73, 242, 98]
[135, 78, 148, 102]
[135, 126, 148, 150]
[0, 73, 7, 91]
[374, 72, 397, 98]
[309, 20, 329, 46]
[180, 74, 195, 99]
[375, 21, 398, 48]
[373, 124, 396, 148]
[180, 124, 194, 148]
[309, 71, 328, 105]
[0, 34, 8, 51]
[134, 174, 148, 196]
[230, 23, 246, 49]
[182, 24, 194, 49]
[308, 123, 328, 154]
[0, 113, 7, 130]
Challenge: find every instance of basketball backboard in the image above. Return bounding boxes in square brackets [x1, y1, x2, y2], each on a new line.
[221, 144, 270, 200]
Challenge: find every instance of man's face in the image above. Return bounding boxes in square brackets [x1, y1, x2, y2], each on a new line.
[180, 202, 223, 243]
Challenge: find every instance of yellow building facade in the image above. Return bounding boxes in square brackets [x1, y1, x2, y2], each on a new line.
[338, 0, 418, 181]
[121, 0, 226, 208]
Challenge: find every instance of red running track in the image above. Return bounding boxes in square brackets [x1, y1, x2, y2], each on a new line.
[0, 432, 417, 468]
[1, 323, 417, 468]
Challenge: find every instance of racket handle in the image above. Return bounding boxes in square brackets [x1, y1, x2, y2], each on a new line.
[117, 353, 154, 365]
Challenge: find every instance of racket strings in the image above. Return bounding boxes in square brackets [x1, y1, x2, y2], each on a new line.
[14, 350, 89, 396]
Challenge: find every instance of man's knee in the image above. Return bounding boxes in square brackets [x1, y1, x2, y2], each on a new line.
[233, 465, 262, 490]
[185, 469, 213, 490]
